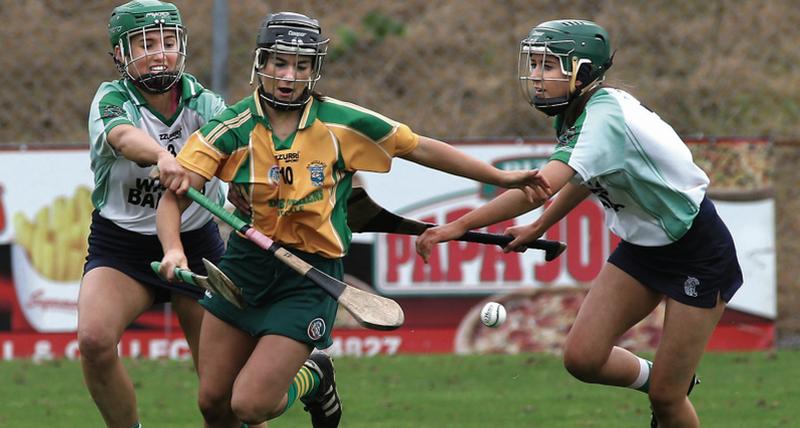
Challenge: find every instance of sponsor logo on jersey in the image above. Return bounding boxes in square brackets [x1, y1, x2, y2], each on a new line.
[307, 161, 325, 187]
[127, 177, 165, 209]
[307, 317, 326, 341]
[586, 179, 625, 212]
[275, 151, 300, 163]
[267, 189, 323, 216]
[126, 178, 206, 209]
[159, 129, 182, 143]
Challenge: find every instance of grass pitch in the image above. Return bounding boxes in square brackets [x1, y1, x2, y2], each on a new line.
[0, 351, 796, 427]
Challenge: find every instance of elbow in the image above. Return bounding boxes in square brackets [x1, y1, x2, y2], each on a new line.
[111, 137, 131, 156]
[113, 139, 146, 166]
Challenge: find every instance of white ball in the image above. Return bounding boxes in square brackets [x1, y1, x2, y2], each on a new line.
[480, 302, 507, 328]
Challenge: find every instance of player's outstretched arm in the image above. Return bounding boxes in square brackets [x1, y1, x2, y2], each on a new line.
[107, 124, 168, 165]
[401, 136, 551, 201]
[504, 182, 591, 252]
[415, 188, 535, 262]
[415, 159, 577, 262]
[108, 124, 189, 193]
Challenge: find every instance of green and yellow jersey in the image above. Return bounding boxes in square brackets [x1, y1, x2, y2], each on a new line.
[177, 92, 419, 258]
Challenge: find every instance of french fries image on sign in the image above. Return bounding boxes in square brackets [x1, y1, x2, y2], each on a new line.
[13, 186, 93, 282]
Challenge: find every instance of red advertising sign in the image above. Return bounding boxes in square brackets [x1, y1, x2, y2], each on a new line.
[377, 193, 620, 295]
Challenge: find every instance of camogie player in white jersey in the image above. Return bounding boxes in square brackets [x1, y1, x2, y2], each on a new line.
[416, 20, 742, 428]
[79, 2, 228, 427]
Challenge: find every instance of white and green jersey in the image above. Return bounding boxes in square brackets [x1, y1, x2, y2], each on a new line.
[88, 74, 226, 234]
[550, 88, 709, 246]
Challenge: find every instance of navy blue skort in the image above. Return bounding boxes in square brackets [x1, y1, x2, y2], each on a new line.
[608, 197, 743, 308]
[83, 210, 225, 303]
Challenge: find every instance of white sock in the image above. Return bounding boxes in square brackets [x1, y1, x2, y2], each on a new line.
[627, 357, 652, 392]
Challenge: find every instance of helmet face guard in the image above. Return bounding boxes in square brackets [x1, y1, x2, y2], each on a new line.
[518, 39, 577, 115]
[109, 1, 187, 94]
[250, 12, 329, 110]
[118, 25, 187, 94]
[517, 20, 613, 116]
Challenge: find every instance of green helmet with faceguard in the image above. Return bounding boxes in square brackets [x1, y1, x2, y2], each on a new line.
[108, 1, 187, 94]
[250, 12, 329, 111]
[518, 19, 613, 116]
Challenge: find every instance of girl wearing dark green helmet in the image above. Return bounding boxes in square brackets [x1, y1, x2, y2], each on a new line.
[417, 19, 742, 428]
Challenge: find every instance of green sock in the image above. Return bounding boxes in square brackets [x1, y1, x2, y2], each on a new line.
[280, 364, 321, 415]
[627, 357, 653, 393]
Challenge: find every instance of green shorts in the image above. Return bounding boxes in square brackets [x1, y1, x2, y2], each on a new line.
[200, 233, 341, 349]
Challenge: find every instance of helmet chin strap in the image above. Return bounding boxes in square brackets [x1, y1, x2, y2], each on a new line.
[532, 95, 570, 116]
[135, 72, 181, 94]
[569, 57, 580, 94]
[257, 86, 310, 111]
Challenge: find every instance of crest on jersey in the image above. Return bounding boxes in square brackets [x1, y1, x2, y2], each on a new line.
[556, 125, 578, 147]
[268, 165, 281, 186]
[100, 104, 126, 119]
[307, 161, 325, 187]
[307, 317, 326, 341]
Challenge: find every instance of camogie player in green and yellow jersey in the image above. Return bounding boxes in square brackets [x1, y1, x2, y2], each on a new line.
[156, 12, 549, 428]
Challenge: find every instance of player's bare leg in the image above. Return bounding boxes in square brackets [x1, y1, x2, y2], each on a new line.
[77, 267, 154, 428]
[563, 263, 662, 386]
[230, 335, 312, 424]
[649, 296, 725, 427]
[171, 293, 204, 370]
[196, 311, 260, 427]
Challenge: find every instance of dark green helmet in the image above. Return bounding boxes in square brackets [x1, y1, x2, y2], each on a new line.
[109, 1, 183, 51]
[518, 20, 613, 115]
[108, 1, 186, 93]
[524, 20, 612, 81]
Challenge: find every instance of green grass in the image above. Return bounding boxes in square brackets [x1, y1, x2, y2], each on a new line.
[0, 351, 797, 427]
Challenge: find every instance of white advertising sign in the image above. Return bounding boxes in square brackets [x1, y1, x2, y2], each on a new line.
[0, 149, 93, 331]
[0, 144, 777, 334]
